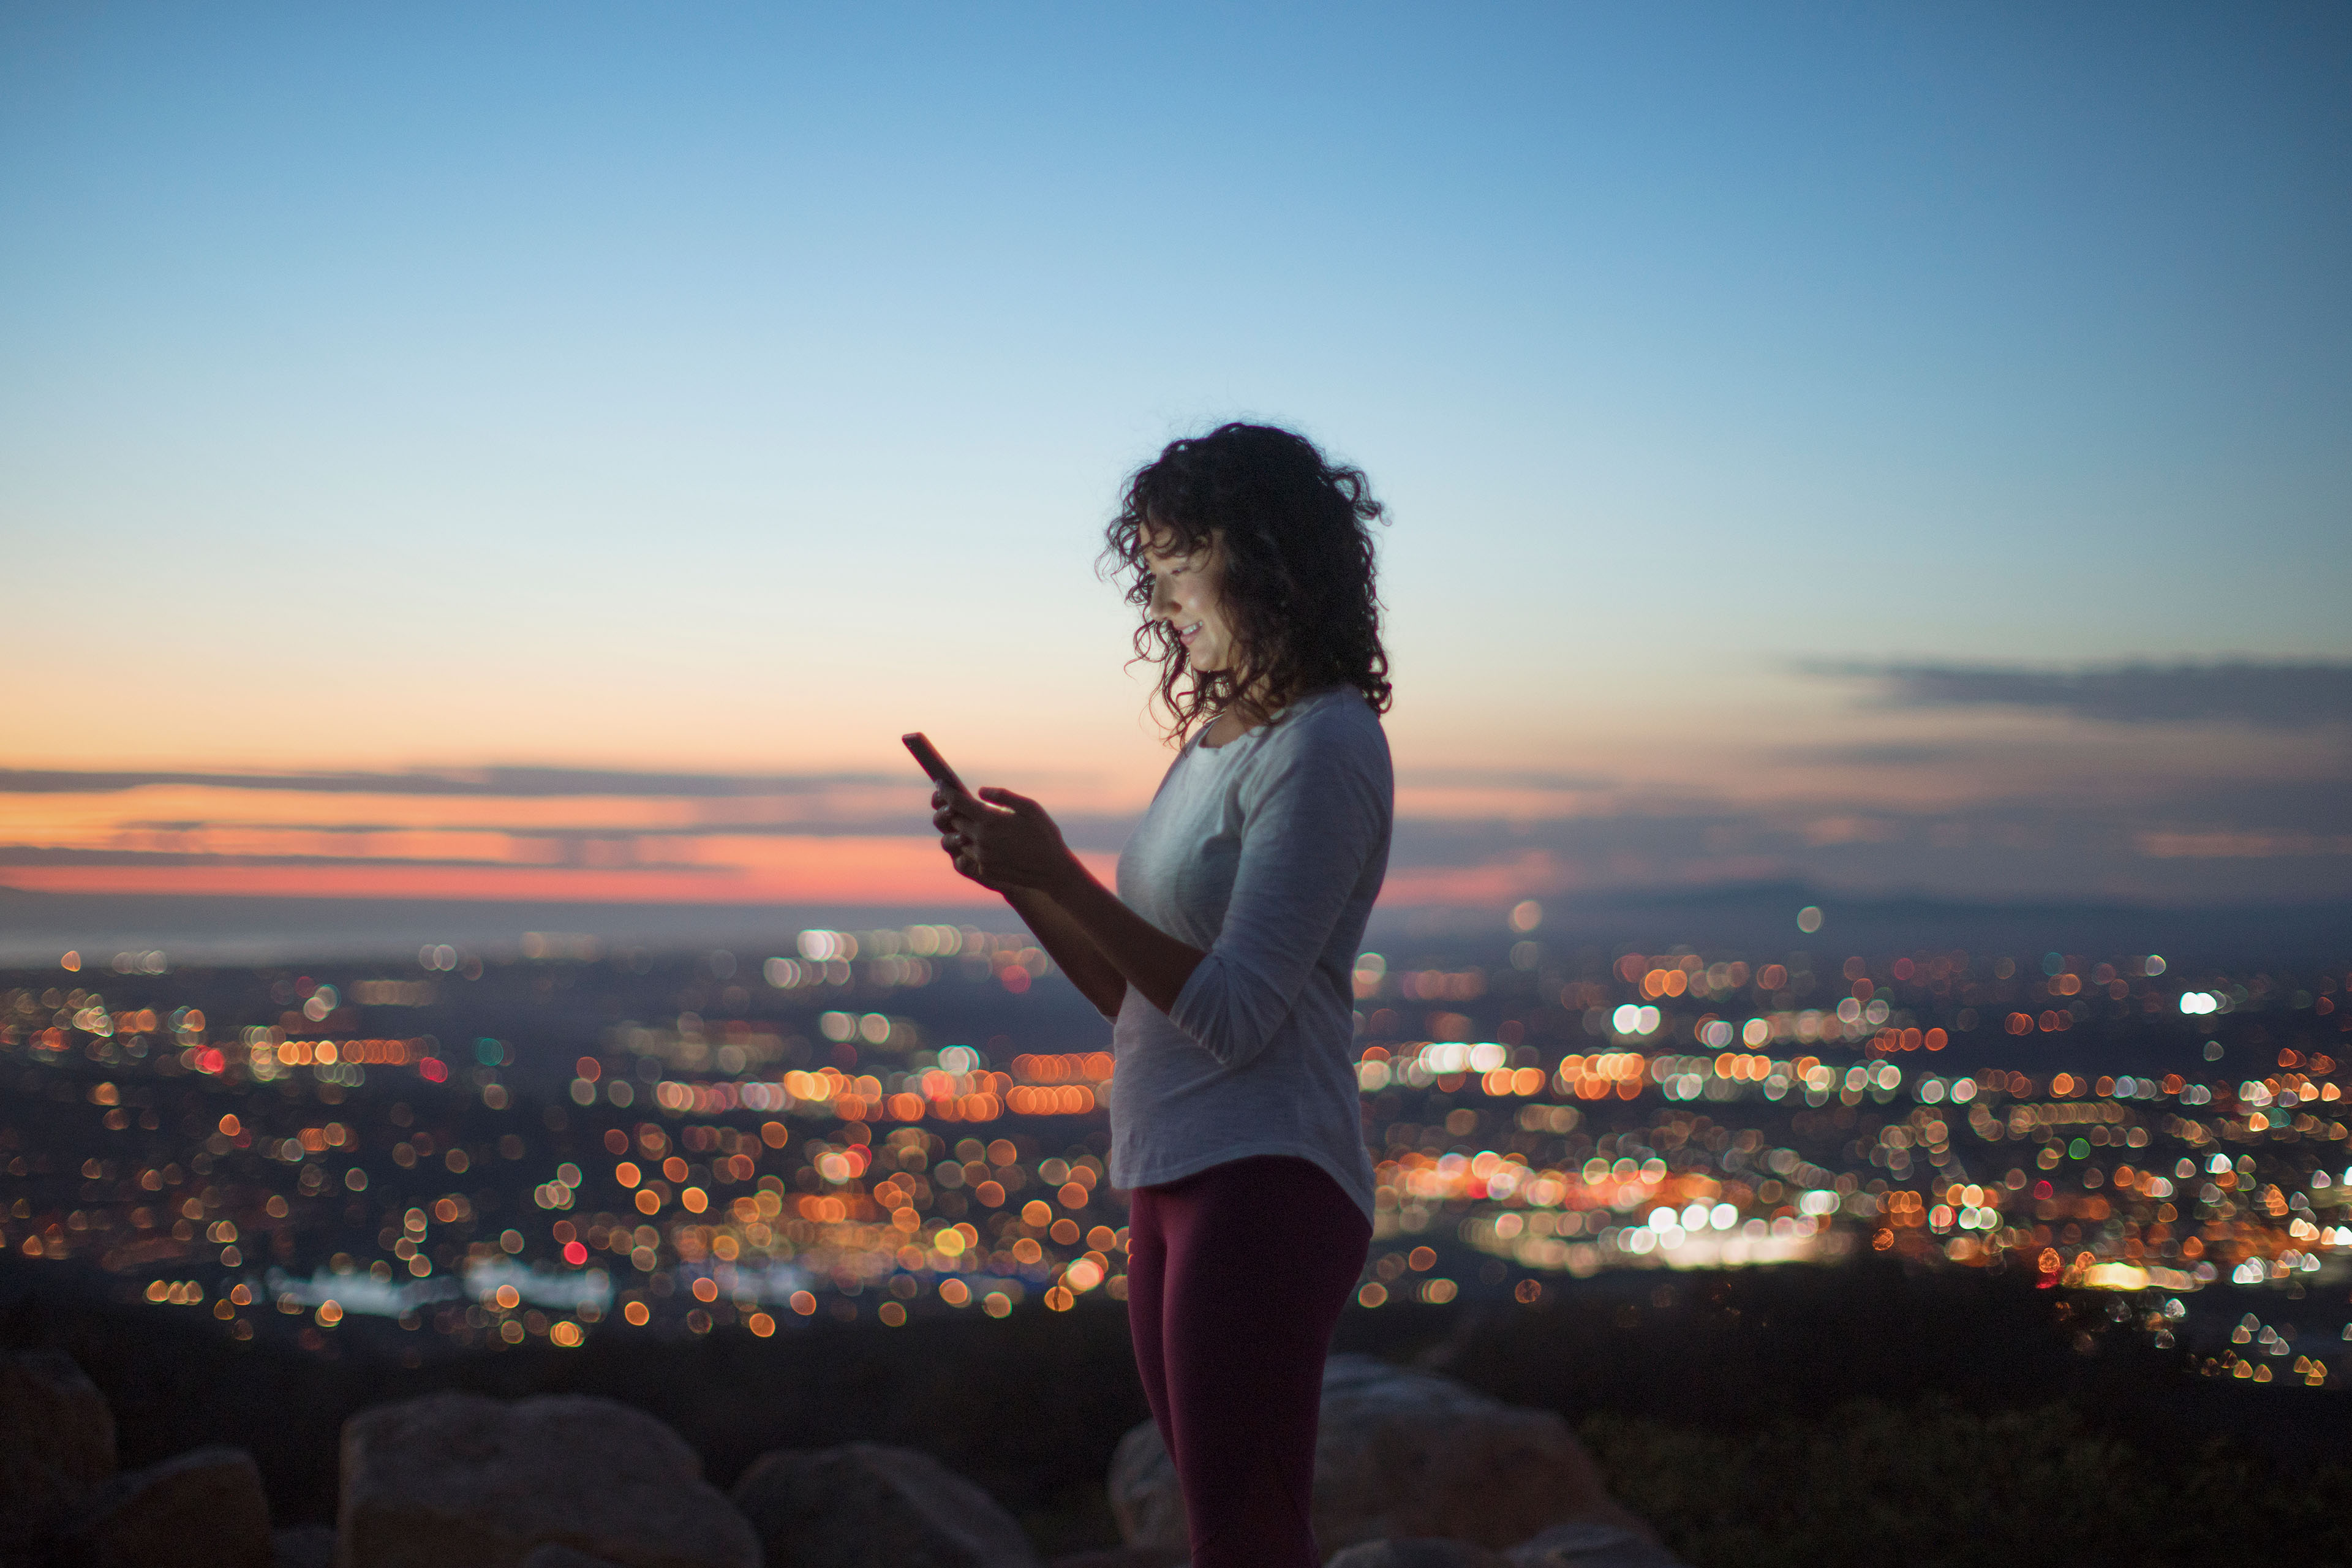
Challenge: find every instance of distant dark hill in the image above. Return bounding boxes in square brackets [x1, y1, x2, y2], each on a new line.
[1374, 881, 2352, 970]
[4, 884, 2346, 969]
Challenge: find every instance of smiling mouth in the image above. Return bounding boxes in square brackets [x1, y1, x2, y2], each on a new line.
[1177, 621, 1204, 646]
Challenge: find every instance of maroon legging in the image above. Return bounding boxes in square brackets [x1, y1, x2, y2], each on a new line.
[1125, 1155, 1373, 1567]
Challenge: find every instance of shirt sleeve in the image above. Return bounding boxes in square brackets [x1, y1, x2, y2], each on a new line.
[1166, 717, 1389, 1069]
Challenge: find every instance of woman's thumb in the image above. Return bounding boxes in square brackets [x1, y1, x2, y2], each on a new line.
[978, 786, 1035, 813]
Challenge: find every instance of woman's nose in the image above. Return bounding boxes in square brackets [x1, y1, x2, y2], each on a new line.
[1148, 575, 1177, 618]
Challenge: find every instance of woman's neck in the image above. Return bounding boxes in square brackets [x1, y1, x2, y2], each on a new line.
[1200, 686, 1282, 748]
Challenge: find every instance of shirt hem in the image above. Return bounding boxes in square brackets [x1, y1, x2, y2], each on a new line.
[1111, 1138, 1376, 1227]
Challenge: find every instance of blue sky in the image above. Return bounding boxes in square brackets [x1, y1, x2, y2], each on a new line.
[2, 2, 2346, 913]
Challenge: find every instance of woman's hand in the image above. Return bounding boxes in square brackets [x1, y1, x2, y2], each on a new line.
[928, 781, 1199, 1019]
[931, 787, 1005, 890]
[931, 785, 1129, 1016]
[933, 785, 1077, 894]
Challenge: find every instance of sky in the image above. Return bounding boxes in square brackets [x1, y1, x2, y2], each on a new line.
[2, 2, 2348, 925]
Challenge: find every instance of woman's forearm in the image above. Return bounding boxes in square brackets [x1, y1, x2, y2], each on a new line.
[1041, 853, 1205, 1017]
[1003, 886, 1129, 1019]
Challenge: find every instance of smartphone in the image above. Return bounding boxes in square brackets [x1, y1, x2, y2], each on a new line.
[901, 733, 969, 799]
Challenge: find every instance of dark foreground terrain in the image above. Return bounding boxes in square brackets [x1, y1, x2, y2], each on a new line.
[6, 1254, 2349, 1568]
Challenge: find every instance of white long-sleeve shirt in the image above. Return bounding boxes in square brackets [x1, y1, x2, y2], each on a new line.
[1106, 685, 1390, 1224]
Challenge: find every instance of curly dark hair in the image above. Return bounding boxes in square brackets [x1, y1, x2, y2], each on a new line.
[1101, 422, 1391, 741]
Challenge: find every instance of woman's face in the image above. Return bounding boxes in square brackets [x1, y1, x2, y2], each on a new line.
[1144, 529, 1238, 674]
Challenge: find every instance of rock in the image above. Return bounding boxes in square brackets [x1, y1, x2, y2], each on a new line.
[336, 1392, 759, 1568]
[276, 1525, 341, 1568]
[731, 1442, 1041, 1568]
[1045, 1551, 1186, 1568]
[1104, 1423, 1186, 1557]
[68, 1445, 273, 1568]
[0, 1348, 117, 1537]
[1108, 1354, 1657, 1559]
[1325, 1541, 1512, 1568]
[520, 1548, 631, 1568]
[1506, 1521, 1686, 1568]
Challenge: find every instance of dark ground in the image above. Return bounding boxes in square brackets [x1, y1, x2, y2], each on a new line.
[7, 1254, 2350, 1567]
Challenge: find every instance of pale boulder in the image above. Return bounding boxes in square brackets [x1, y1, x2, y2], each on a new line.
[731, 1441, 1042, 1568]
[1506, 1521, 1686, 1567]
[1108, 1354, 1657, 1559]
[1325, 1540, 1512, 1568]
[336, 1391, 758, 1568]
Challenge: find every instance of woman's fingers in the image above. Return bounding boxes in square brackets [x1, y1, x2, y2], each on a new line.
[937, 791, 1001, 828]
[941, 836, 985, 885]
[925, 783, 997, 885]
[927, 786, 1050, 891]
[976, 785, 1039, 815]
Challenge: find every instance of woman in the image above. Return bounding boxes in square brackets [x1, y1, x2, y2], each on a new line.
[932, 421, 1392, 1567]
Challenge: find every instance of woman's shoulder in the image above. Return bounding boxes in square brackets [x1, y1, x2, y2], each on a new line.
[1254, 687, 1390, 778]
[1278, 685, 1386, 743]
